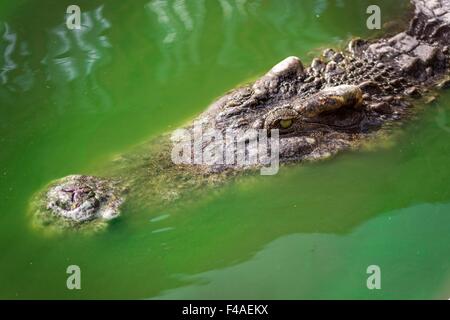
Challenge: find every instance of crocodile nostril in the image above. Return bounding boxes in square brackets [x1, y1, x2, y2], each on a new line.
[43, 175, 125, 223]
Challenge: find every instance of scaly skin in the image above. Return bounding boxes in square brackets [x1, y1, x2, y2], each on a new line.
[30, 0, 450, 231]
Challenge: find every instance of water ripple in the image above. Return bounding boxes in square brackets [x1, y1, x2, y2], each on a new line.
[40, 5, 113, 112]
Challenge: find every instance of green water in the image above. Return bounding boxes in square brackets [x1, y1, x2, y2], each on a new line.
[0, 0, 449, 299]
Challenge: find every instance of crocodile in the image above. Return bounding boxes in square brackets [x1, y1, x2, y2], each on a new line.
[29, 0, 450, 232]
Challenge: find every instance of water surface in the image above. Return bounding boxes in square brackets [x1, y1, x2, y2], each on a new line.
[0, 0, 449, 299]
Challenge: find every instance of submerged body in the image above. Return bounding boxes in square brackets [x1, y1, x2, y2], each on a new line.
[30, 0, 450, 231]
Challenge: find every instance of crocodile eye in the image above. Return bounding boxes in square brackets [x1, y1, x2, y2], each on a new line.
[279, 119, 293, 129]
[264, 107, 298, 134]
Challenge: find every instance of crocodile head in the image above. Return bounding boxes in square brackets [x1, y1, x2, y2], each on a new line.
[190, 0, 450, 171]
[195, 55, 395, 168]
[196, 0, 450, 169]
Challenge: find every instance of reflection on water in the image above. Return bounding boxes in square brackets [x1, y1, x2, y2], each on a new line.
[217, 0, 258, 66]
[0, 23, 34, 95]
[146, 0, 206, 81]
[41, 5, 112, 112]
[144, 0, 265, 79]
[173, 0, 194, 32]
[1, 6, 113, 113]
[0, 23, 17, 85]
[144, 0, 374, 81]
[42, 5, 111, 81]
